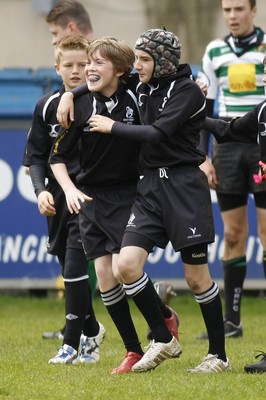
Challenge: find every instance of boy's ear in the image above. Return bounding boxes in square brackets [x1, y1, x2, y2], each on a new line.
[67, 21, 79, 33]
[54, 63, 61, 76]
[116, 70, 124, 78]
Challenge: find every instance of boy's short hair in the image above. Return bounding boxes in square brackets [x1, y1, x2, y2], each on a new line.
[220, 0, 256, 8]
[46, 0, 93, 35]
[88, 37, 135, 80]
[54, 35, 90, 65]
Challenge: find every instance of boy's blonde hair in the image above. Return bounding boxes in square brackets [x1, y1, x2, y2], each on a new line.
[88, 37, 135, 81]
[55, 35, 90, 65]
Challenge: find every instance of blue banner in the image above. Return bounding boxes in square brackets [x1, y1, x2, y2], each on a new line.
[0, 128, 264, 287]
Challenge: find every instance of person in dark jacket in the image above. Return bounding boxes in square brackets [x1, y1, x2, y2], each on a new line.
[87, 28, 229, 374]
[23, 36, 105, 365]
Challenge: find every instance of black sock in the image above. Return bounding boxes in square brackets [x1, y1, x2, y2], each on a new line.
[195, 282, 226, 362]
[63, 279, 90, 351]
[124, 274, 172, 343]
[155, 288, 171, 318]
[57, 255, 66, 335]
[82, 283, 99, 337]
[82, 312, 99, 338]
[223, 256, 246, 325]
[101, 285, 143, 355]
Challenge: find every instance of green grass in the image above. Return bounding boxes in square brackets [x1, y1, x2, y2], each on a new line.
[0, 293, 265, 400]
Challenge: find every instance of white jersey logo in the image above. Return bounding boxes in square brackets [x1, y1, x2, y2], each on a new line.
[127, 213, 136, 227]
[189, 227, 197, 235]
[47, 124, 61, 138]
[126, 106, 134, 119]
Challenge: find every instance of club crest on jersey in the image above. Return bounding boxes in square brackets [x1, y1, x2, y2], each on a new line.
[123, 106, 134, 124]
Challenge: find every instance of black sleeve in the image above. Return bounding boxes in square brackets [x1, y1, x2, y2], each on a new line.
[112, 121, 166, 143]
[203, 111, 258, 144]
[198, 98, 215, 154]
[202, 117, 230, 138]
[29, 164, 47, 197]
[71, 84, 89, 99]
[227, 110, 258, 142]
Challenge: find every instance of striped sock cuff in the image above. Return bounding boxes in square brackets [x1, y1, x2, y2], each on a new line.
[223, 256, 246, 267]
[123, 272, 149, 297]
[194, 282, 219, 304]
[63, 274, 89, 283]
[100, 284, 125, 307]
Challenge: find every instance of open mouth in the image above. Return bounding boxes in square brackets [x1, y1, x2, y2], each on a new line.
[88, 75, 100, 82]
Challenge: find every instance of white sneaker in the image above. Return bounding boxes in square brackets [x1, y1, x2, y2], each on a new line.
[97, 322, 106, 343]
[48, 344, 79, 365]
[188, 354, 230, 373]
[132, 337, 182, 372]
[79, 322, 106, 363]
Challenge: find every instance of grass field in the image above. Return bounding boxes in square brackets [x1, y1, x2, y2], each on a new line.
[0, 292, 265, 400]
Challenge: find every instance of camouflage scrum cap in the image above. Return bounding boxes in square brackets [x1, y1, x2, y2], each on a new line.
[135, 28, 181, 78]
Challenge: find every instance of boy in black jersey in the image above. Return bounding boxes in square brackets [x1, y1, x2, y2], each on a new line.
[43, 0, 98, 342]
[50, 36, 180, 374]
[23, 36, 105, 365]
[87, 29, 229, 373]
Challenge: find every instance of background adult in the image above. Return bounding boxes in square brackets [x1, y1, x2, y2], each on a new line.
[197, 0, 266, 339]
[46, 0, 94, 45]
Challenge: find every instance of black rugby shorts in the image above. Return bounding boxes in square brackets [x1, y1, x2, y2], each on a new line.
[212, 141, 266, 194]
[123, 167, 214, 252]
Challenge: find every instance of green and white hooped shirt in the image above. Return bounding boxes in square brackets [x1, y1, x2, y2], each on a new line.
[198, 28, 266, 118]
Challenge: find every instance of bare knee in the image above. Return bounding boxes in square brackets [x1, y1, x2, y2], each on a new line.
[96, 263, 107, 282]
[95, 258, 117, 291]
[223, 225, 247, 252]
[184, 263, 212, 294]
[117, 254, 137, 282]
[186, 276, 202, 293]
[224, 230, 238, 249]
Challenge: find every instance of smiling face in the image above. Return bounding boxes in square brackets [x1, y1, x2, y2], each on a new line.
[134, 49, 154, 83]
[221, 0, 257, 37]
[85, 49, 123, 97]
[55, 49, 87, 91]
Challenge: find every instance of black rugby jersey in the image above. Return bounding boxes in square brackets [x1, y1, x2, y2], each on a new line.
[50, 82, 141, 191]
[112, 64, 207, 170]
[23, 86, 80, 181]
